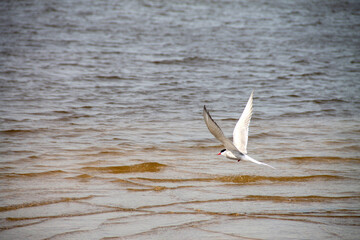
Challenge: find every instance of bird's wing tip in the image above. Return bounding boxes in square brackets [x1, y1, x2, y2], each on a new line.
[203, 105, 209, 114]
[264, 163, 276, 169]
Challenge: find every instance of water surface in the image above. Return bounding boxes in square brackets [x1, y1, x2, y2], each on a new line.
[1, 0, 360, 239]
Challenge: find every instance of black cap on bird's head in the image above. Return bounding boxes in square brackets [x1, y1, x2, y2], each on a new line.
[217, 149, 226, 155]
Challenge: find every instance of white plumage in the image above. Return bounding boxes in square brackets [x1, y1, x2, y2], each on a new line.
[203, 91, 275, 169]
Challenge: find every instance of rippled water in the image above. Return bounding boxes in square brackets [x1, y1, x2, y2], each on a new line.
[1, 0, 360, 239]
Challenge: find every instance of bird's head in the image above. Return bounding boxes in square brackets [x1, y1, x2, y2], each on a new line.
[217, 149, 226, 156]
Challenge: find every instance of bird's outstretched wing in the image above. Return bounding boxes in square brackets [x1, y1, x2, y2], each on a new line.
[233, 91, 253, 154]
[203, 106, 239, 153]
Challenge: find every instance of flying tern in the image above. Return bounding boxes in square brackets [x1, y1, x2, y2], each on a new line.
[203, 91, 275, 169]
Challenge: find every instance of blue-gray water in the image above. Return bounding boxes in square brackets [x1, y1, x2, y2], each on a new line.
[1, 0, 360, 239]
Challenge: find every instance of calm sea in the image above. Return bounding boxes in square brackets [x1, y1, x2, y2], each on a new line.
[1, 0, 360, 239]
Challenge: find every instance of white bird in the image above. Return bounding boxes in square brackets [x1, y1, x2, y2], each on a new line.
[203, 91, 275, 169]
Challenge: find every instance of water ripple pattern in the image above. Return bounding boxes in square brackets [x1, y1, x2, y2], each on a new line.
[1, 0, 359, 239]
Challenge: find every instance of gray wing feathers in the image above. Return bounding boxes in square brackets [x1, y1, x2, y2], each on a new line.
[203, 106, 239, 152]
[233, 91, 253, 154]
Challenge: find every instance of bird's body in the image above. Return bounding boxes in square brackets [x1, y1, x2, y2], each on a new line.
[203, 91, 275, 169]
[222, 150, 242, 160]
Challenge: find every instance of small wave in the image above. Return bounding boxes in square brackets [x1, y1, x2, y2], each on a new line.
[82, 162, 167, 174]
[96, 75, 122, 80]
[214, 175, 343, 183]
[96, 75, 136, 81]
[131, 174, 343, 184]
[0, 196, 94, 212]
[187, 144, 223, 150]
[287, 94, 302, 98]
[0, 150, 36, 156]
[3, 170, 66, 179]
[244, 195, 360, 203]
[287, 156, 360, 162]
[1, 129, 38, 135]
[154, 195, 360, 206]
[55, 113, 92, 121]
[67, 174, 93, 180]
[53, 110, 72, 114]
[127, 186, 170, 192]
[83, 150, 125, 157]
[312, 99, 346, 104]
[143, 146, 163, 151]
[0, 166, 14, 171]
[280, 110, 325, 118]
[151, 56, 213, 65]
[79, 105, 93, 109]
[292, 59, 310, 65]
[251, 132, 284, 139]
[300, 71, 325, 77]
[340, 145, 360, 152]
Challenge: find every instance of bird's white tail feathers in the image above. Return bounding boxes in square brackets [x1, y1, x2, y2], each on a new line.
[243, 155, 275, 169]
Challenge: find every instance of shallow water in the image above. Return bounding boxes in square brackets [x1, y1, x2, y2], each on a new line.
[1, 0, 360, 239]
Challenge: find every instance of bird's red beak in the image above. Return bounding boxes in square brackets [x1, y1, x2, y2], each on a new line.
[217, 152, 221, 155]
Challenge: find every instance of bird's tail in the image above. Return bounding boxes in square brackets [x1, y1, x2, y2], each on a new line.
[243, 155, 275, 169]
